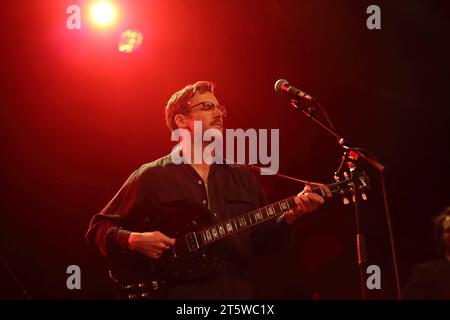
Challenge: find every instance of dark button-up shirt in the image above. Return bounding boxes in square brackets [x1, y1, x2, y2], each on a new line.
[86, 151, 292, 299]
[402, 258, 450, 299]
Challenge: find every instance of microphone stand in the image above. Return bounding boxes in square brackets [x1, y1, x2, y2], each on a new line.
[0, 255, 32, 300]
[288, 99, 401, 300]
[335, 150, 368, 300]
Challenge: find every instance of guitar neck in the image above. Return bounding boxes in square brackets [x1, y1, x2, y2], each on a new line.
[195, 183, 343, 247]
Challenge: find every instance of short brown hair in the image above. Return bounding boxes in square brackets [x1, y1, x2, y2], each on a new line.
[433, 206, 450, 255]
[165, 81, 215, 131]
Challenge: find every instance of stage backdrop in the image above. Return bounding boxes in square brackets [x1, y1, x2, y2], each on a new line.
[0, 0, 448, 299]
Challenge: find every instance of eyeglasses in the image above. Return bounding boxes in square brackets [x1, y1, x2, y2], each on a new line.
[183, 101, 227, 118]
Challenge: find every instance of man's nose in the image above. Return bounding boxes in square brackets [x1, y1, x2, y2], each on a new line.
[212, 106, 223, 117]
[213, 105, 226, 118]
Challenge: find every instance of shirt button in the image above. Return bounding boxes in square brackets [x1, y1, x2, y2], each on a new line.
[198, 180, 203, 185]
[202, 200, 207, 205]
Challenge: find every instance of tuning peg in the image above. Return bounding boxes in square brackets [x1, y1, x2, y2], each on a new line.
[361, 193, 368, 201]
[125, 284, 134, 290]
[343, 197, 350, 205]
[141, 292, 150, 299]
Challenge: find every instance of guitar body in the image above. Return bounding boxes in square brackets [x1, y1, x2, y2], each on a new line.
[105, 171, 370, 300]
[108, 204, 219, 300]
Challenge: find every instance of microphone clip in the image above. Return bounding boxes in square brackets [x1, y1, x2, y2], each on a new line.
[290, 99, 317, 116]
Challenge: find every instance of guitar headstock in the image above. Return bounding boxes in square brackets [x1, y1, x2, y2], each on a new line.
[331, 170, 371, 205]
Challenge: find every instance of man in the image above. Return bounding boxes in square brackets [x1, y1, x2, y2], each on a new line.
[403, 206, 450, 299]
[86, 81, 330, 299]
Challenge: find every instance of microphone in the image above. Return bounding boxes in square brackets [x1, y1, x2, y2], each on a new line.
[274, 79, 317, 103]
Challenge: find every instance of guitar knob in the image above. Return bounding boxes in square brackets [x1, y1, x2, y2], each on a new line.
[141, 292, 150, 299]
[138, 282, 146, 289]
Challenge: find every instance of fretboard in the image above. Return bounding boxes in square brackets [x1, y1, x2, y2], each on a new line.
[195, 183, 343, 247]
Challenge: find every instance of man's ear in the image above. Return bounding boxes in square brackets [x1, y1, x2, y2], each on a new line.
[174, 114, 189, 129]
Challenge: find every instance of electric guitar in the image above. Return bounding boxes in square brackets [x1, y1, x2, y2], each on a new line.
[107, 171, 370, 300]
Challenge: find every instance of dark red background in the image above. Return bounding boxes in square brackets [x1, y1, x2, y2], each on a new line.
[0, 0, 448, 299]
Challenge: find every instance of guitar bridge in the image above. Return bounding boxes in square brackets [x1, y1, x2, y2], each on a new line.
[185, 232, 200, 251]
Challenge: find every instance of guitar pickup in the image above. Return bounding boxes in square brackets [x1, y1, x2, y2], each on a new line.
[185, 232, 200, 252]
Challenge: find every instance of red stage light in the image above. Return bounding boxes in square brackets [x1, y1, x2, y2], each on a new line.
[118, 29, 144, 53]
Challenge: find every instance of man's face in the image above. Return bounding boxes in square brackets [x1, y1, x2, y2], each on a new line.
[183, 91, 224, 134]
[443, 216, 450, 253]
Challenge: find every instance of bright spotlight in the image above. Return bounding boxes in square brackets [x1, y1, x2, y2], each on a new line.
[89, 1, 119, 28]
